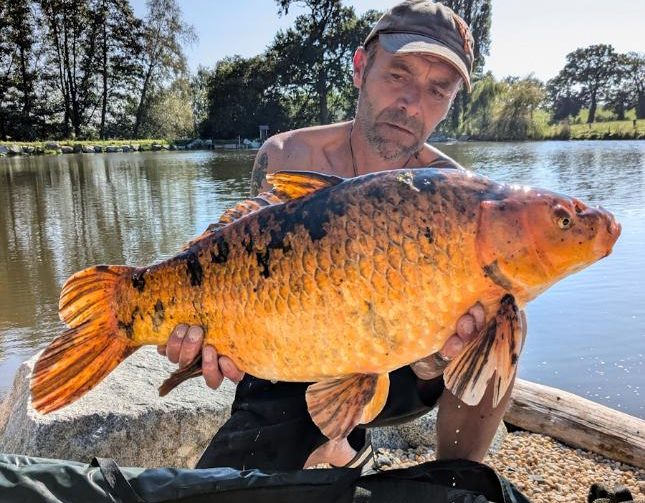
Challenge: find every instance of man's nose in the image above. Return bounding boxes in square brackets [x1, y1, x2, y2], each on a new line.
[398, 84, 421, 115]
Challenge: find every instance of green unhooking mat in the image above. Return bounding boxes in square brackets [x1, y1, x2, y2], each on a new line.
[0, 453, 531, 503]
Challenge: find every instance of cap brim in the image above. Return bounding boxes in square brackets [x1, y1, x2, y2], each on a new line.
[379, 33, 471, 92]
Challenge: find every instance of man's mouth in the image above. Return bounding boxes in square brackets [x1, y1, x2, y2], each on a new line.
[383, 122, 414, 135]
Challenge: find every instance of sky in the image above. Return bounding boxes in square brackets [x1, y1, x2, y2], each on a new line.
[131, 0, 644, 82]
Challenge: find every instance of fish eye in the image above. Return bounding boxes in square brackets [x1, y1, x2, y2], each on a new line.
[558, 216, 572, 229]
[554, 208, 573, 230]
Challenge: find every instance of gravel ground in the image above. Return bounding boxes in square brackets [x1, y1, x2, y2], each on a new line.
[372, 431, 644, 503]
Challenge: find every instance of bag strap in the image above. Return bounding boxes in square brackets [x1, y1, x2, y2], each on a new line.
[90, 457, 146, 503]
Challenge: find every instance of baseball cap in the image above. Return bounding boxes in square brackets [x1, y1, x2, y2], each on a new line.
[363, 0, 474, 91]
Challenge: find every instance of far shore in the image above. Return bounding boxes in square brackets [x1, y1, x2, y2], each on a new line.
[1, 121, 643, 159]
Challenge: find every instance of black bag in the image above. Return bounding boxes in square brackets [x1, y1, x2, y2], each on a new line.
[0, 453, 531, 503]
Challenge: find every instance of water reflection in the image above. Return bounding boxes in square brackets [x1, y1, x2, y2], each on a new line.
[0, 142, 643, 417]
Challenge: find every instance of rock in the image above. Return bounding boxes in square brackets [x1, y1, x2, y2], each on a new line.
[205, 139, 213, 148]
[93, 145, 103, 153]
[0, 348, 235, 468]
[81, 145, 95, 153]
[176, 145, 186, 150]
[45, 141, 60, 150]
[8, 144, 23, 155]
[371, 408, 508, 455]
[23, 146, 35, 154]
[72, 143, 83, 153]
[131, 144, 140, 152]
[169, 144, 177, 150]
[151, 143, 163, 151]
[60, 146, 74, 154]
[34, 146, 45, 155]
[122, 145, 131, 153]
[105, 145, 122, 153]
[0, 145, 9, 155]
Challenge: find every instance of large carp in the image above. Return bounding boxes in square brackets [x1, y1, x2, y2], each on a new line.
[31, 168, 620, 440]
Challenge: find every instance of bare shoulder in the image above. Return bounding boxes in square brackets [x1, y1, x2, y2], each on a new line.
[417, 143, 465, 170]
[250, 123, 348, 195]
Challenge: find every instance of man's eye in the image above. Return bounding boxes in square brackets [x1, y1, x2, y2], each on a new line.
[430, 87, 446, 98]
[390, 73, 402, 80]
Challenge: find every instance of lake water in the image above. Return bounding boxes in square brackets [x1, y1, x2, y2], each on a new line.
[0, 141, 643, 418]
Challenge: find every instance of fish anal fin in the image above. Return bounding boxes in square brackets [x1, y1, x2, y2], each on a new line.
[267, 170, 344, 200]
[306, 373, 389, 440]
[159, 353, 203, 396]
[444, 295, 524, 407]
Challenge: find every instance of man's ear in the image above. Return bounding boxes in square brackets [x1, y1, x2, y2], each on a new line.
[353, 47, 367, 89]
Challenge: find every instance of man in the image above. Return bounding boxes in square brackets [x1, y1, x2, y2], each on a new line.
[160, 0, 521, 470]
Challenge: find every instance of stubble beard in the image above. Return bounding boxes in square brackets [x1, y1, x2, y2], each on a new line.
[355, 87, 424, 162]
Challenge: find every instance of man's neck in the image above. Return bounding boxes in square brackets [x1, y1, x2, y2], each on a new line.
[349, 120, 418, 175]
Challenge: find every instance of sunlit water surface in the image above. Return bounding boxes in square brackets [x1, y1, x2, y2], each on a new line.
[0, 141, 643, 417]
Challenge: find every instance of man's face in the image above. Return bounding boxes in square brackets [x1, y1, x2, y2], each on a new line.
[353, 43, 462, 161]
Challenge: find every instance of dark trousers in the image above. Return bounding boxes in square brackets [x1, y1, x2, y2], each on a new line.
[196, 366, 445, 471]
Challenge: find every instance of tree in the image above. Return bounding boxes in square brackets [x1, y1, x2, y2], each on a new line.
[622, 52, 645, 119]
[270, 0, 378, 126]
[489, 76, 545, 139]
[39, 0, 103, 138]
[0, 0, 38, 139]
[96, 0, 142, 138]
[550, 44, 620, 124]
[546, 72, 584, 123]
[190, 66, 212, 135]
[133, 0, 195, 137]
[201, 55, 288, 139]
[441, 0, 492, 131]
[462, 72, 502, 135]
[138, 77, 195, 139]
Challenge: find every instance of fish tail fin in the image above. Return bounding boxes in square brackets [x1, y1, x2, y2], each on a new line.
[31, 265, 139, 414]
[158, 354, 203, 396]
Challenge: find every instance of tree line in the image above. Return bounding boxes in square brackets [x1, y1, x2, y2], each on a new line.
[1, 0, 643, 142]
[0, 0, 195, 140]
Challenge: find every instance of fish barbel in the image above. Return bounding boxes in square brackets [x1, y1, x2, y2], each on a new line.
[30, 168, 620, 439]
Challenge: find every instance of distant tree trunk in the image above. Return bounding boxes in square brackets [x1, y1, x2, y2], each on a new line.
[134, 64, 155, 137]
[100, 8, 108, 139]
[588, 92, 598, 123]
[638, 92, 645, 119]
[318, 72, 329, 124]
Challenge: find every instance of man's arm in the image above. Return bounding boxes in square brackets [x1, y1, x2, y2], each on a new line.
[249, 138, 283, 196]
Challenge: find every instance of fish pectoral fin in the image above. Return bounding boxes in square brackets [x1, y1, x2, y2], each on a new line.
[444, 294, 525, 408]
[267, 171, 345, 199]
[306, 373, 389, 440]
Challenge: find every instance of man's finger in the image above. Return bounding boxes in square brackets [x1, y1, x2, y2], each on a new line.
[469, 302, 485, 331]
[455, 314, 476, 341]
[219, 356, 244, 383]
[166, 324, 189, 364]
[178, 325, 204, 368]
[439, 333, 464, 359]
[202, 345, 224, 390]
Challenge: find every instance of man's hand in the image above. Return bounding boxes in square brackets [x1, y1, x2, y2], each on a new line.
[157, 325, 244, 389]
[410, 303, 486, 380]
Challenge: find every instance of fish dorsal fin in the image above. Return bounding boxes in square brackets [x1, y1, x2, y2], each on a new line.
[179, 193, 285, 250]
[267, 170, 344, 200]
[180, 171, 344, 251]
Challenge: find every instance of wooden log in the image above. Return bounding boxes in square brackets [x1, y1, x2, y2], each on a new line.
[505, 378, 645, 469]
